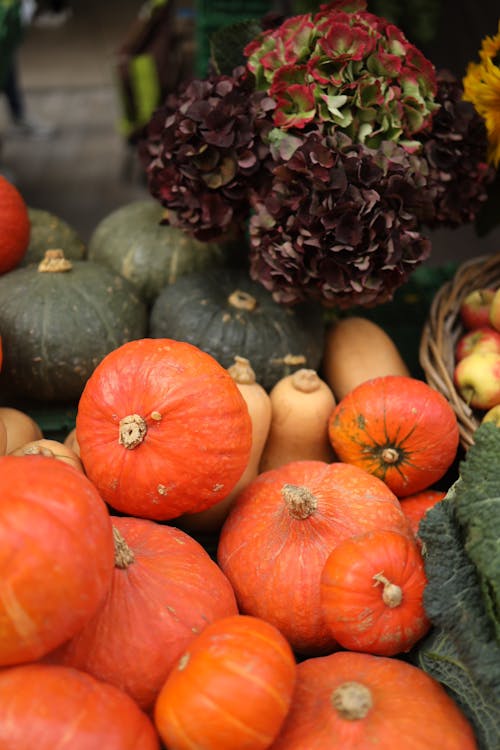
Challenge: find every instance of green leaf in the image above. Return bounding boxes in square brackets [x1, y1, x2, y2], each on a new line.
[415, 487, 500, 749]
[210, 20, 264, 76]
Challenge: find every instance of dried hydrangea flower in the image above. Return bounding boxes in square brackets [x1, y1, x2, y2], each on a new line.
[139, 67, 275, 241]
[244, 0, 438, 149]
[417, 69, 495, 228]
[248, 130, 431, 309]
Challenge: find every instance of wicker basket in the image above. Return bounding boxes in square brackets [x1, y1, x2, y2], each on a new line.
[419, 253, 500, 450]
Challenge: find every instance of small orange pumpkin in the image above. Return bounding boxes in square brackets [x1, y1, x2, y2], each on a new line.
[154, 615, 297, 750]
[328, 375, 459, 497]
[76, 338, 252, 520]
[0, 176, 30, 274]
[320, 529, 430, 655]
[269, 651, 478, 749]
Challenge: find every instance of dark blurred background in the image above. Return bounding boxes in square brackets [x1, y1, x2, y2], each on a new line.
[0, 0, 499, 264]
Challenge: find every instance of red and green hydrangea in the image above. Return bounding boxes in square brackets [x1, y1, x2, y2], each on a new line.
[244, 0, 438, 149]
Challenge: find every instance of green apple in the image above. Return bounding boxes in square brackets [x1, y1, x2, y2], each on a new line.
[454, 351, 500, 410]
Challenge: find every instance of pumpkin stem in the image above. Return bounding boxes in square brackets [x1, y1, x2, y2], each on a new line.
[228, 356, 256, 385]
[21, 445, 54, 458]
[381, 447, 400, 464]
[113, 526, 135, 568]
[282, 484, 318, 519]
[291, 369, 321, 393]
[38, 249, 73, 273]
[373, 572, 403, 608]
[119, 414, 147, 449]
[331, 681, 373, 720]
[228, 290, 257, 312]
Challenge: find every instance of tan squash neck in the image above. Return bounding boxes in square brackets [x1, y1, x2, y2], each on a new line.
[228, 356, 257, 385]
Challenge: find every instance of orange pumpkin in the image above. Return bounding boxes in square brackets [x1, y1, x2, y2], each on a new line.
[217, 460, 412, 654]
[154, 615, 297, 750]
[76, 338, 252, 520]
[269, 651, 478, 749]
[328, 375, 459, 497]
[0, 455, 114, 666]
[399, 489, 446, 544]
[320, 529, 430, 655]
[0, 663, 159, 749]
[49, 516, 238, 711]
[0, 175, 30, 274]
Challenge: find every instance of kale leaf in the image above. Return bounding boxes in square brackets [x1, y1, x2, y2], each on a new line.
[415, 423, 500, 750]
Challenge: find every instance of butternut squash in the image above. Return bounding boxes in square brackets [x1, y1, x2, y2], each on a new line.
[10, 438, 84, 473]
[259, 368, 336, 473]
[64, 427, 80, 456]
[321, 316, 410, 401]
[0, 407, 43, 453]
[178, 356, 272, 534]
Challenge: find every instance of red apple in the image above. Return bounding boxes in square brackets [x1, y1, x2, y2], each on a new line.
[454, 351, 500, 410]
[459, 288, 496, 330]
[455, 326, 500, 361]
[489, 288, 500, 332]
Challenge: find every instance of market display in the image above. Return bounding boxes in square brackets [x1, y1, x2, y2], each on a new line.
[0, 1, 499, 748]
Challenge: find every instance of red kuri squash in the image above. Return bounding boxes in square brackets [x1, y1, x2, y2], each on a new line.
[328, 375, 459, 497]
[0, 455, 114, 666]
[0, 175, 30, 274]
[76, 338, 252, 520]
[0, 663, 159, 750]
[49, 516, 238, 711]
[154, 615, 297, 750]
[399, 489, 446, 544]
[320, 529, 430, 655]
[217, 460, 412, 654]
[269, 651, 478, 749]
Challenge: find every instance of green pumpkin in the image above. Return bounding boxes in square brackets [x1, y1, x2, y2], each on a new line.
[21, 208, 86, 266]
[87, 199, 233, 305]
[0, 250, 148, 402]
[149, 268, 326, 392]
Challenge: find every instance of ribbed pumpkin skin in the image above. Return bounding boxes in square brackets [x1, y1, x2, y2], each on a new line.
[76, 338, 252, 520]
[0, 175, 30, 273]
[328, 375, 460, 497]
[217, 460, 413, 654]
[155, 615, 296, 750]
[50, 517, 238, 711]
[0, 455, 114, 666]
[320, 529, 430, 655]
[88, 200, 229, 304]
[269, 652, 478, 750]
[149, 267, 325, 392]
[0, 259, 148, 401]
[21, 207, 86, 266]
[0, 664, 160, 750]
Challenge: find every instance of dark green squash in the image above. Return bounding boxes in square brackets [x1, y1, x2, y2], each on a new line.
[149, 268, 326, 392]
[87, 200, 232, 305]
[0, 250, 148, 402]
[21, 208, 86, 266]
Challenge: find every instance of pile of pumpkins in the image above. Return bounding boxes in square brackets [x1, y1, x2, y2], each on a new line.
[0, 176, 479, 749]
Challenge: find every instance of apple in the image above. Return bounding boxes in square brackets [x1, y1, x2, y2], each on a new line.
[459, 288, 496, 330]
[481, 404, 500, 426]
[454, 351, 500, 410]
[455, 326, 500, 361]
[489, 288, 500, 332]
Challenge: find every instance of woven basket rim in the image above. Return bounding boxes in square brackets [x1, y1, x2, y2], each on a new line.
[419, 252, 500, 450]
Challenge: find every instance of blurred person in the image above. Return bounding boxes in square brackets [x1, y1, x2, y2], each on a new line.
[1, 0, 56, 138]
[33, 0, 71, 27]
